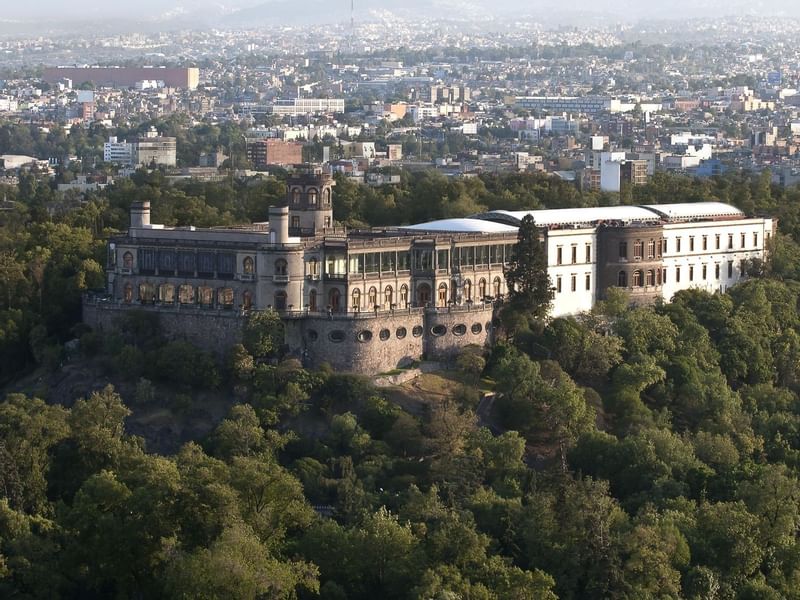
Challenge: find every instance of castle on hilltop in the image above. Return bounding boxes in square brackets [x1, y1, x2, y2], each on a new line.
[83, 165, 774, 374]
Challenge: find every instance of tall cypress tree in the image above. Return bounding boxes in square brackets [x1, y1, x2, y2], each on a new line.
[505, 214, 552, 320]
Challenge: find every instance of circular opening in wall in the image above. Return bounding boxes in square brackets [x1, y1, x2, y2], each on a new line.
[471, 323, 482, 334]
[453, 324, 467, 336]
[431, 324, 447, 337]
[396, 327, 407, 339]
[328, 330, 346, 343]
[357, 330, 373, 342]
[412, 325, 423, 337]
[379, 329, 391, 341]
[307, 329, 318, 342]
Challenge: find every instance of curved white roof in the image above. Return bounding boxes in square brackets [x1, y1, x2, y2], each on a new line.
[641, 202, 744, 220]
[481, 205, 661, 227]
[400, 218, 519, 233]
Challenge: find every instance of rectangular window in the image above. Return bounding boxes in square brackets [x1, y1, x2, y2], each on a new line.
[662, 238, 667, 255]
[349, 254, 365, 274]
[382, 251, 396, 273]
[662, 268, 667, 283]
[728, 260, 733, 278]
[585, 273, 591, 290]
[475, 245, 488, 266]
[741, 232, 746, 248]
[647, 240, 656, 259]
[702, 265, 707, 280]
[619, 241, 628, 260]
[702, 236, 708, 251]
[556, 276, 562, 293]
[740, 259, 747, 275]
[634, 241, 643, 260]
[676, 267, 681, 283]
[437, 249, 449, 272]
[676, 237, 682, 252]
[557, 246, 563, 265]
[715, 234, 720, 249]
[689, 237, 695, 252]
[689, 265, 694, 281]
[291, 216, 300, 229]
[753, 232, 758, 247]
[585, 244, 591, 263]
[571, 274, 576, 292]
[728, 233, 734, 249]
[715, 263, 720, 279]
[365, 252, 380, 273]
[397, 251, 410, 271]
[571, 245, 577, 264]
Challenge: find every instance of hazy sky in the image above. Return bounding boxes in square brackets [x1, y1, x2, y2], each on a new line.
[4, 0, 800, 23]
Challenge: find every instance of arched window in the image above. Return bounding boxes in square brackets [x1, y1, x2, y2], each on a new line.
[617, 271, 627, 287]
[309, 289, 317, 311]
[291, 188, 301, 204]
[243, 291, 253, 311]
[368, 286, 378, 308]
[243, 256, 254, 274]
[123, 251, 133, 269]
[274, 291, 287, 310]
[417, 283, 431, 307]
[351, 288, 361, 310]
[463, 279, 472, 302]
[646, 270, 654, 286]
[275, 259, 288, 276]
[400, 284, 409, 308]
[159, 283, 175, 304]
[329, 288, 341, 311]
[307, 258, 318, 277]
[493, 277, 502, 297]
[123, 283, 133, 303]
[199, 286, 213, 306]
[438, 282, 448, 307]
[308, 188, 318, 206]
[139, 282, 155, 304]
[323, 189, 331, 205]
[478, 278, 487, 299]
[633, 270, 642, 287]
[218, 287, 234, 308]
[384, 286, 393, 308]
[179, 284, 195, 305]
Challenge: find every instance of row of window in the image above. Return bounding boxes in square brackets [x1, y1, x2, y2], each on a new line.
[555, 243, 592, 266]
[345, 245, 515, 276]
[350, 278, 504, 310]
[618, 231, 765, 260]
[617, 260, 744, 288]
[123, 283, 251, 309]
[316, 322, 492, 344]
[123, 250, 252, 278]
[291, 187, 331, 206]
[555, 273, 592, 294]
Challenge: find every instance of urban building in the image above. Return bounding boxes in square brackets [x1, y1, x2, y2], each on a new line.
[135, 127, 177, 167]
[269, 98, 345, 116]
[246, 140, 303, 168]
[43, 67, 200, 90]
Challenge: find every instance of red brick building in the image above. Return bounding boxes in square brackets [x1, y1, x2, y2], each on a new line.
[247, 140, 303, 168]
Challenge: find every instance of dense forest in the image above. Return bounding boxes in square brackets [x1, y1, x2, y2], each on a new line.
[3, 162, 800, 597]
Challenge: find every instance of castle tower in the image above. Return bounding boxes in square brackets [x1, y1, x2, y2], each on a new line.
[286, 165, 335, 236]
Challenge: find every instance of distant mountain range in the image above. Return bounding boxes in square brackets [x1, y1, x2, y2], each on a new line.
[2, 0, 800, 34]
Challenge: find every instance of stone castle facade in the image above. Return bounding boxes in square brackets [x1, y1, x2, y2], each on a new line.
[83, 165, 775, 374]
